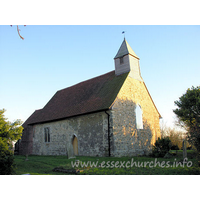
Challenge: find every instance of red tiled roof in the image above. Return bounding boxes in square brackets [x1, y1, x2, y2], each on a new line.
[23, 71, 129, 126]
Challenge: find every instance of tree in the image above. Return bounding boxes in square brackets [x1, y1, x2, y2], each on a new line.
[173, 86, 200, 152]
[160, 123, 187, 150]
[0, 109, 23, 174]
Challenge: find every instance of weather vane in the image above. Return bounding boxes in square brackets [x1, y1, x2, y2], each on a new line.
[122, 31, 126, 39]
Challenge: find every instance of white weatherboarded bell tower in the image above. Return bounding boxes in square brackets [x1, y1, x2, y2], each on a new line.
[114, 38, 143, 82]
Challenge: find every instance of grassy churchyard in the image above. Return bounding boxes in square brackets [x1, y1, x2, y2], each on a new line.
[14, 150, 200, 175]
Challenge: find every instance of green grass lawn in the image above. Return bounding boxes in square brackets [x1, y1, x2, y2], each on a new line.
[14, 150, 200, 175]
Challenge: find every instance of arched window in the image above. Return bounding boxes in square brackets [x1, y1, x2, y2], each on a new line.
[72, 135, 78, 155]
[44, 127, 50, 142]
[135, 105, 143, 129]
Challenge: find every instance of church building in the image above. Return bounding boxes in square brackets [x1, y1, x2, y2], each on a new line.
[18, 38, 161, 157]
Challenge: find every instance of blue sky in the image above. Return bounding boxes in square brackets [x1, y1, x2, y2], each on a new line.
[0, 25, 200, 128]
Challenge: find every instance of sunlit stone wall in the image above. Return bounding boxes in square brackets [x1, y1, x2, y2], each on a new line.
[31, 111, 109, 157]
[111, 75, 161, 157]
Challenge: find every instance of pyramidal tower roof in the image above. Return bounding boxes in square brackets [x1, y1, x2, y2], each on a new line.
[114, 38, 139, 59]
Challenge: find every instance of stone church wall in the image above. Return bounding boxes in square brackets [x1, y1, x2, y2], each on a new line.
[20, 76, 160, 158]
[111, 75, 161, 157]
[19, 125, 34, 155]
[31, 111, 109, 157]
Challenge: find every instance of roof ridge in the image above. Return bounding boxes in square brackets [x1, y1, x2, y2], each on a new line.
[57, 70, 115, 92]
[23, 70, 129, 125]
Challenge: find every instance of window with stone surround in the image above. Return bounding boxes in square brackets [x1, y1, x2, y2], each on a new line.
[44, 127, 50, 142]
[136, 105, 143, 129]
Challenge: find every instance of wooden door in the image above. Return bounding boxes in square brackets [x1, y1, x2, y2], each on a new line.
[72, 136, 78, 155]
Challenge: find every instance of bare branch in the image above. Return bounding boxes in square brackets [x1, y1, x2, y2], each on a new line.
[17, 25, 24, 40]
[10, 25, 26, 40]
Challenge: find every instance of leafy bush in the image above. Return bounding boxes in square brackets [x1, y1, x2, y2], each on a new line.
[0, 109, 23, 175]
[0, 141, 15, 175]
[160, 124, 186, 150]
[152, 137, 172, 157]
[187, 146, 192, 150]
[171, 145, 179, 150]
